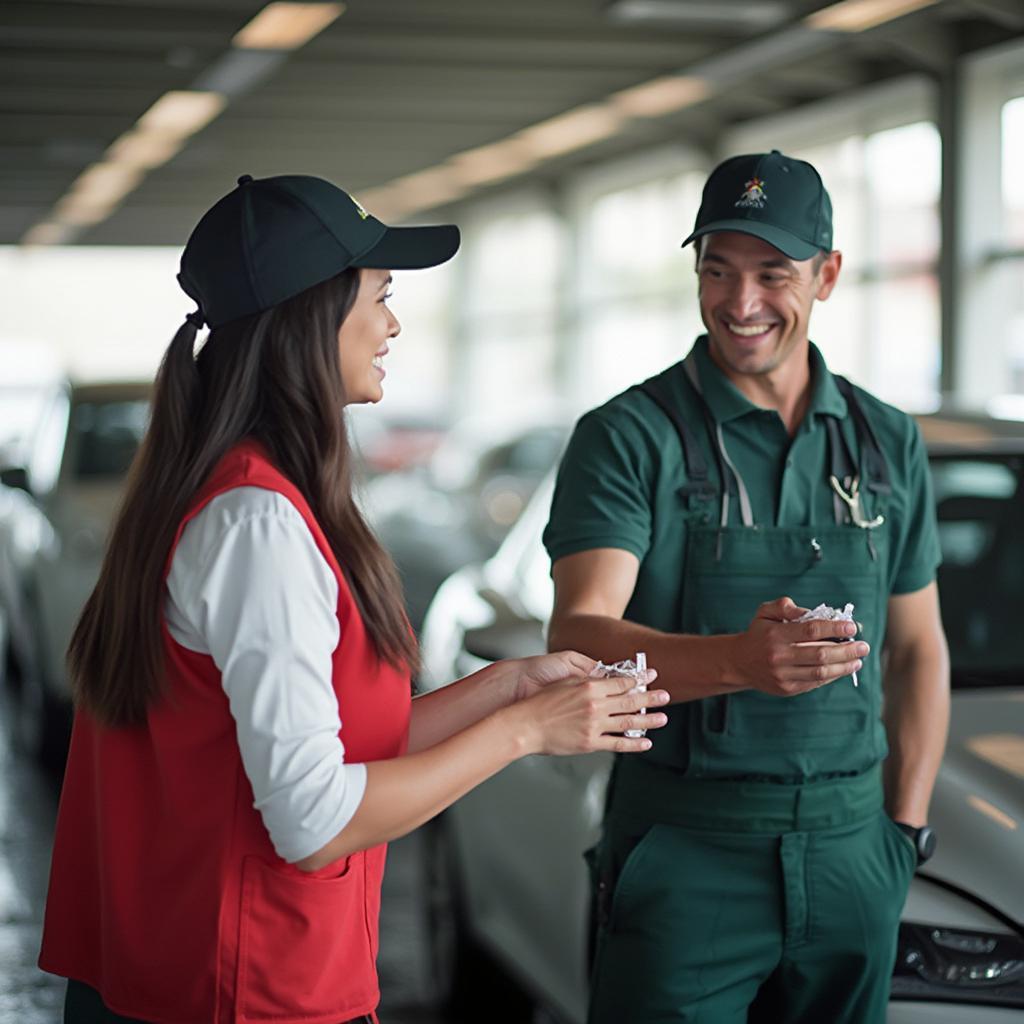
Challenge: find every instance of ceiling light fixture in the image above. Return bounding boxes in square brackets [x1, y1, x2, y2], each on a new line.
[386, 167, 468, 216]
[233, 2, 345, 50]
[106, 129, 186, 170]
[447, 139, 540, 187]
[22, 222, 76, 247]
[55, 196, 119, 227]
[806, 0, 938, 33]
[69, 162, 144, 205]
[137, 90, 227, 137]
[610, 75, 710, 117]
[607, 0, 790, 29]
[515, 104, 626, 159]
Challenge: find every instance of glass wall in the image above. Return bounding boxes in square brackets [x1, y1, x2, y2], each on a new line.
[569, 165, 706, 406]
[1000, 95, 1024, 399]
[722, 79, 941, 410]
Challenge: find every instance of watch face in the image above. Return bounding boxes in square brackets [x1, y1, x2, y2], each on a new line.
[918, 826, 937, 862]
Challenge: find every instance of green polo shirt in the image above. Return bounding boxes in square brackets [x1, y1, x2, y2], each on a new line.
[543, 336, 940, 633]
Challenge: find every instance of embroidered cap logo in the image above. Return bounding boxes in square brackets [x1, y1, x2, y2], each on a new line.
[352, 198, 370, 220]
[735, 177, 767, 209]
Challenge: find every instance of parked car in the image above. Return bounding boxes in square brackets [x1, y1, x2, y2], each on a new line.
[366, 420, 568, 634]
[0, 383, 53, 705]
[417, 416, 1024, 1023]
[0, 380, 151, 765]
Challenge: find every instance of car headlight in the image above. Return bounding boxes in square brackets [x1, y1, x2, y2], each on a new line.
[892, 922, 1024, 1006]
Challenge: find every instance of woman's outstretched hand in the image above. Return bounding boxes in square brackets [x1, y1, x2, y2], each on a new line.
[503, 667, 668, 756]
[509, 650, 600, 700]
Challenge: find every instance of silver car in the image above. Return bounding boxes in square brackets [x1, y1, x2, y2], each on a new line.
[417, 422, 1024, 1023]
[0, 380, 150, 764]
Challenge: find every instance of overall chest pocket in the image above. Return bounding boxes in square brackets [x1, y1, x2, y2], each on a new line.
[684, 542, 885, 759]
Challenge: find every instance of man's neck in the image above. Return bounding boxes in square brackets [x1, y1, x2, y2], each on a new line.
[711, 342, 814, 437]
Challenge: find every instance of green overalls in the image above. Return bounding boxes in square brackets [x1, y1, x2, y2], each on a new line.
[587, 354, 918, 1024]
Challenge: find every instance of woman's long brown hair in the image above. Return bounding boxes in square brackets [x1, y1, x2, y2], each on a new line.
[69, 269, 418, 727]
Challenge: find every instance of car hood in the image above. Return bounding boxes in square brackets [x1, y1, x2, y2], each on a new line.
[925, 688, 1024, 924]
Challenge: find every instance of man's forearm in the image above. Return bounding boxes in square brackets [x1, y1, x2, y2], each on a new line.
[548, 613, 739, 703]
[883, 641, 950, 827]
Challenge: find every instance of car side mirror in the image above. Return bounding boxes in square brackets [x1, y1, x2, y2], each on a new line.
[0, 466, 31, 494]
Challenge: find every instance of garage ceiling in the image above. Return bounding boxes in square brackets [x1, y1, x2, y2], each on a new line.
[2, 0, 1023, 246]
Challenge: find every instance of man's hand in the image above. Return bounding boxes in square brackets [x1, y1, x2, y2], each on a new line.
[730, 597, 868, 696]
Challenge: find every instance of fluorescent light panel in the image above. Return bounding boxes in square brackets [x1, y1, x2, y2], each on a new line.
[447, 139, 540, 187]
[610, 75, 709, 117]
[516, 104, 626, 159]
[106, 129, 185, 170]
[607, 0, 789, 28]
[390, 167, 467, 210]
[22, 222, 77, 247]
[234, 2, 344, 50]
[138, 91, 226, 137]
[806, 0, 938, 32]
[70, 162, 143, 203]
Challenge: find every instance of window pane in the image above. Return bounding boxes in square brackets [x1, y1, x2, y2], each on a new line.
[575, 170, 706, 405]
[581, 172, 704, 300]
[1001, 257, 1024, 395]
[577, 301, 696, 406]
[792, 136, 868, 271]
[866, 122, 940, 266]
[871, 275, 941, 410]
[460, 207, 563, 419]
[1002, 95, 1024, 248]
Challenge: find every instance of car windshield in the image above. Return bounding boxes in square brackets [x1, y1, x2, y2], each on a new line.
[69, 399, 150, 480]
[930, 452, 1023, 689]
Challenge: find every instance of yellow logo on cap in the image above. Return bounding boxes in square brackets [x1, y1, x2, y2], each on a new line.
[352, 198, 370, 220]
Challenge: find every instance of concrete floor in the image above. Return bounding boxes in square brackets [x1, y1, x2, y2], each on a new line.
[0, 690, 449, 1024]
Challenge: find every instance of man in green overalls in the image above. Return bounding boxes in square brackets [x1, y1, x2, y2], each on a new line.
[544, 150, 950, 1024]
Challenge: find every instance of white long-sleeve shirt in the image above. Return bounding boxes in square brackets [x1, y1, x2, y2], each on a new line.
[164, 486, 367, 864]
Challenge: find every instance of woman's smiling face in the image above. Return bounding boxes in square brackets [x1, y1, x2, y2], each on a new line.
[337, 268, 400, 405]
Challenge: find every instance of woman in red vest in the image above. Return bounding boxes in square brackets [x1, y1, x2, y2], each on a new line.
[39, 174, 669, 1024]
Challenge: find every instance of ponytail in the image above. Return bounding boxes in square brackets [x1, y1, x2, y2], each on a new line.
[147, 315, 203, 471]
[68, 313, 212, 725]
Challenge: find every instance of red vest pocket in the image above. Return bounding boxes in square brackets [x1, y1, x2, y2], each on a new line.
[236, 854, 377, 1021]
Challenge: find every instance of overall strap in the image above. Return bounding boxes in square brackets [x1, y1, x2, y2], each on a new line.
[834, 375, 892, 494]
[635, 377, 717, 501]
[684, 356, 753, 527]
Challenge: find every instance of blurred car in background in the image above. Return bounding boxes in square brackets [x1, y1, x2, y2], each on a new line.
[0, 380, 150, 765]
[347, 409, 448, 479]
[365, 420, 568, 634]
[417, 414, 1024, 1024]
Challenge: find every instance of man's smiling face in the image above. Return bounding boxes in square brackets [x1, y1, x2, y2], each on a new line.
[696, 231, 840, 380]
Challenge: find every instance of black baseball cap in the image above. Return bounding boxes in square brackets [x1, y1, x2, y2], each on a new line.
[681, 150, 832, 261]
[178, 174, 460, 329]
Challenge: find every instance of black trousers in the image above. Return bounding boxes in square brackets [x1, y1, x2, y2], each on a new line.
[65, 980, 374, 1024]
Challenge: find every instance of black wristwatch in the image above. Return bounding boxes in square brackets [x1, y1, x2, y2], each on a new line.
[895, 822, 937, 865]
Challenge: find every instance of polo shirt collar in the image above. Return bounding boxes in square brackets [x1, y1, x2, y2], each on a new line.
[687, 335, 848, 423]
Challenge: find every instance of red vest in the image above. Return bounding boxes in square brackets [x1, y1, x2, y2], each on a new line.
[40, 441, 411, 1024]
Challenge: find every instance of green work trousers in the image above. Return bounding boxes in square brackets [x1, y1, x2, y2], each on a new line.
[588, 767, 917, 1024]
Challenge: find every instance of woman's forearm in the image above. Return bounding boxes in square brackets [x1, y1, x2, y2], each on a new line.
[406, 660, 518, 753]
[300, 707, 527, 869]
[294, 669, 669, 871]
